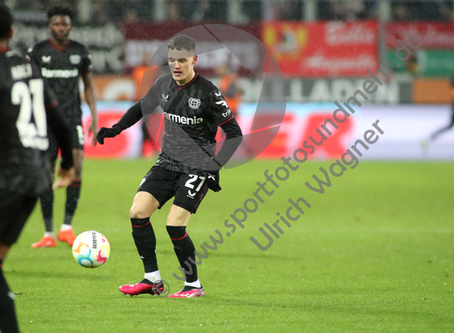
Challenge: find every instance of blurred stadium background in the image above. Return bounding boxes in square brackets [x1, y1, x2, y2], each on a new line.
[3, 0, 454, 161]
[3, 2, 454, 331]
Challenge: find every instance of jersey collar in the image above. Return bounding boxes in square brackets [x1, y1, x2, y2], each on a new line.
[49, 39, 71, 52]
[0, 47, 11, 53]
[174, 72, 199, 90]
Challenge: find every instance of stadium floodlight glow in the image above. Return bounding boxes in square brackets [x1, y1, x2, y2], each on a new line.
[140, 24, 286, 170]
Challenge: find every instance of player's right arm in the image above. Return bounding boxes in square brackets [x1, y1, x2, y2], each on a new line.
[97, 75, 163, 145]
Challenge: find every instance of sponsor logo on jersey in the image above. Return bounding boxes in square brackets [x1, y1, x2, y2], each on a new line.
[187, 190, 196, 199]
[164, 112, 203, 125]
[222, 110, 232, 118]
[69, 54, 81, 64]
[41, 68, 79, 78]
[215, 91, 222, 97]
[42, 55, 51, 63]
[188, 97, 201, 109]
[215, 100, 229, 108]
[162, 94, 169, 102]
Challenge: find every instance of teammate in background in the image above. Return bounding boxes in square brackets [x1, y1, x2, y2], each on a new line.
[422, 68, 454, 149]
[97, 35, 242, 298]
[132, 52, 160, 158]
[26, 6, 98, 248]
[0, 5, 75, 331]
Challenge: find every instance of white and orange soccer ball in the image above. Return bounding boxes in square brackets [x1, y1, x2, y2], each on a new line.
[72, 231, 110, 268]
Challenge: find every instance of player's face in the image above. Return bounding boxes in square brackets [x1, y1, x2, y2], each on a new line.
[168, 48, 198, 86]
[49, 15, 71, 44]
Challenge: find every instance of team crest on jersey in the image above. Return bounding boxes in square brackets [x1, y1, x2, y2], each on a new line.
[70, 55, 81, 64]
[42, 55, 51, 63]
[188, 97, 201, 109]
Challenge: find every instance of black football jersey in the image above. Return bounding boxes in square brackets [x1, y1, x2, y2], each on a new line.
[25, 39, 92, 122]
[142, 73, 237, 171]
[0, 49, 57, 196]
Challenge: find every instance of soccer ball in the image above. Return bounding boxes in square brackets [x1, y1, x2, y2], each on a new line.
[72, 231, 110, 268]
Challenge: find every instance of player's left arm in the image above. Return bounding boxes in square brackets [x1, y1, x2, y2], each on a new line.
[210, 89, 243, 167]
[81, 70, 97, 147]
[80, 47, 97, 146]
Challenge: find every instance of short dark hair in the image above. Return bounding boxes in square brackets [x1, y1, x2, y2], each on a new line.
[0, 4, 13, 39]
[47, 6, 74, 21]
[168, 35, 196, 53]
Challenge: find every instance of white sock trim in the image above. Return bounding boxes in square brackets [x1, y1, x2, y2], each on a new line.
[60, 224, 73, 231]
[44, 232, 56, 239]
[184, 280, 201, 288]
[144, 271, 161, 283]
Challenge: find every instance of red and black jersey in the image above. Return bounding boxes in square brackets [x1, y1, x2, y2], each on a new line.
[115, 72, 242, 172]
[25, 39, 92, 122]
[0, 49, 74, 196]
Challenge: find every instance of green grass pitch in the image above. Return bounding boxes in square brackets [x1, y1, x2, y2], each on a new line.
[6, 158, 454, 332]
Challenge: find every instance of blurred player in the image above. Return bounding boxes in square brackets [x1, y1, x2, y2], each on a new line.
[26, 6, 98, 248]
[422, 68, 454, 149]
[0, 5, 75, 331]
[132, 52, 160, 158]
[97, 35, 242, 298]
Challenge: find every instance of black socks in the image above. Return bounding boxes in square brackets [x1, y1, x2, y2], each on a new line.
[166, 225, 198, 283]
[131, 217, 158, 272]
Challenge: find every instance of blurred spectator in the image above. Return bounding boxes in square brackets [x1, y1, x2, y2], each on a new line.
[123, 8, 140, 24]
[92, 0, 109, 25]
[391, 0, 453, 22]
[262, 0, 303, 21]
[318, 0, 374, 20]
[107, 0, 126, 24]
[180, 0, 227, 22]
[167, 0, 180, 22]
[241, 0, 262, 22]
[393, 3, 411, 21]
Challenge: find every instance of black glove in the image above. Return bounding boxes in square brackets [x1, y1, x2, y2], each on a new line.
[206, 170, 221, 192]
[96, 126, 120, 145]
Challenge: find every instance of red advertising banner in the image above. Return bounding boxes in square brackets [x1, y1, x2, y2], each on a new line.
[261, 21, 379, 77]
[122, 22, 262, 77]
[386, 22, 454, 49]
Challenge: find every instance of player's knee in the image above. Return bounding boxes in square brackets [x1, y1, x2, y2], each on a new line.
[75, 169, 82, 179]
[130, 205, 149, 219]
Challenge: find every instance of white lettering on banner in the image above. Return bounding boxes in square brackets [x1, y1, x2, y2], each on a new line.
[302, 55, 377, 73]
[41, 68, 79, 78]
[391, 25, 454, 49]
[325, 22, 376, 46]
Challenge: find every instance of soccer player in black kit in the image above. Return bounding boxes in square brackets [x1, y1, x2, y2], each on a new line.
[26, 6, 98, 248]
[422, 69, 454, 150]
[97, 35, 243, 298]
[0, 5, 75, 332]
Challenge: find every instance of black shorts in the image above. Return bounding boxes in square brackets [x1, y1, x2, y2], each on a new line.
[48, 121, 84, 162]
[138, 166, 209, 214]
[0, 190, 38, 245]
